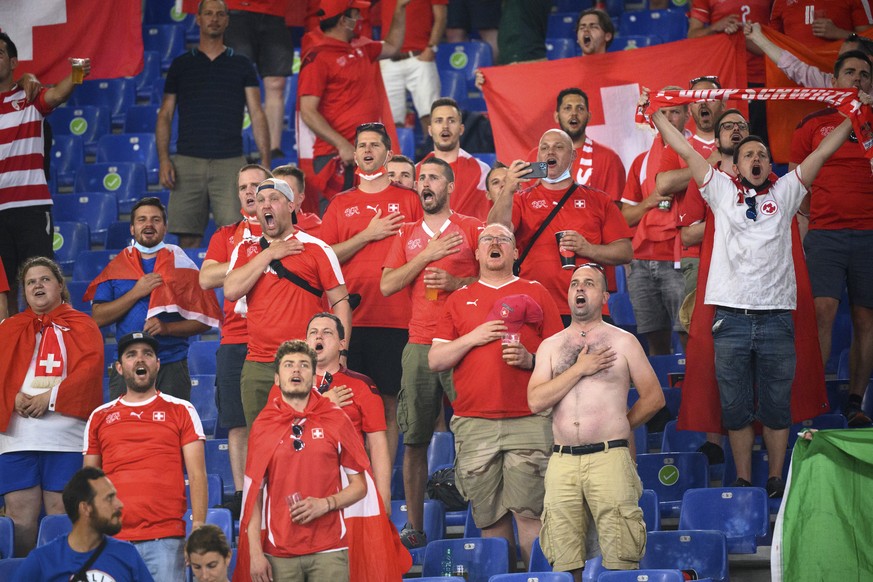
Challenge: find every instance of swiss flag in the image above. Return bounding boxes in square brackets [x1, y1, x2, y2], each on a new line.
[0, 0, 143, 83]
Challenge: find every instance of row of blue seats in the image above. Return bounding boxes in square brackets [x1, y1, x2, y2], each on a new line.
[547, 8, 689, 45]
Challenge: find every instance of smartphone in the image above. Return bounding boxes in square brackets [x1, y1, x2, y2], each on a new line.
[525, 161, 548, 179]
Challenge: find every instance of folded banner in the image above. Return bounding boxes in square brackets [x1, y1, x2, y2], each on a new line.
[0, 0, 143, 82]
[641, 87, 873, 159]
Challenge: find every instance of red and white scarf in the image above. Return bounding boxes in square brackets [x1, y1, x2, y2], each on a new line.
[32, 317, 67, 389]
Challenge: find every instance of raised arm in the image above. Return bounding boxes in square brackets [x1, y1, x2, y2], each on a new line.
[380, 0, 410, 59]
[797, 116, 853, 188]
[647, 99, 711, 186]
[486, 160, 528, 228]
[743, 22, 786, 65]
[44, 59, 90, 108]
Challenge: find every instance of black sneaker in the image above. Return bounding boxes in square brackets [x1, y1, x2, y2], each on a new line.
[697, 441, 725, 465]
[731, 478, 752, 487]
[846, 405, 872, 427]
[399, 524, 427, 549]
[218, 490, 243, 520]
[766, 476, 785, 498]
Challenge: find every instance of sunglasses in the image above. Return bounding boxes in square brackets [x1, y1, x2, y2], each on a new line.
[318, 372, 333, 394]
[745, 196, 758, 222]
[579, 262, 605, 272]
[291, 423, 305, 452]
[689, 75, 722, 89]
[356, 121, 387, 135]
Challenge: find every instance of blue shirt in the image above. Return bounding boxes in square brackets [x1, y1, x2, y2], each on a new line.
[13, 535, 154, 582]
[92, 256, 190, 363]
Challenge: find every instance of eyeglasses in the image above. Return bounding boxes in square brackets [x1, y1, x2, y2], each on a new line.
[291, 424, 305, 452]
[318, 372, 333, 394]
[356, 122, 386, 135]
[579, 262, 605, 272]
[745, 196, 758, 222]
[720, 121, 749, 132]
[689, 75, 722, 89]
[478, 235, 514, 245]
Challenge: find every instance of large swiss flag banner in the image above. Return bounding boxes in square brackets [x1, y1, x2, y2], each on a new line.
[481, 33, 747, 172]
[0, 0, 143, 83]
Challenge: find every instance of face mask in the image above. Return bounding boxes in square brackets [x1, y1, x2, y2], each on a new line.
[542, 168, 571, 184]
[132, 240, 166, 254]
[356, 166, 386, 181]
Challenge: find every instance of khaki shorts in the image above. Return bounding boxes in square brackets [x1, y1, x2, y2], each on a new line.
[540, 446, 645, 572]
[241, 359, 275, 427]
[680, 257, 700, 300]
[397, 343, 455, 446]
[450, 415, 552, 529]
[168, 154, 245, 236]
[267, 549, 348, 581]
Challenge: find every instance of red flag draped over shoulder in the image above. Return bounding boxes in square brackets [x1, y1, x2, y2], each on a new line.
[2, 0, 143, 82]
[0, 304, 104, 432]
[762, 26, 873, 162]
[677, 204, 830, 434]
[481, 34, 747, 171]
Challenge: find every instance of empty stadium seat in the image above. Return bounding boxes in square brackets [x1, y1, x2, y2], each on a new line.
[49, 105, 111, 156]
[552, 0, 594, 14]
[546, 37, 580, 60]
[607, 292, 636, 330]
[133, 50, 162, 100]
[185, 473, 224, 509]
[0, 558, 25, 579]
[123, 105, 160, 134]
[547, 12, 579, 38]
[204, 439, 235, 500]
[619, 10, 688, 44]
[52, 192, 118, 246]
[660, 420, 708, 453]
[390, 500, 446, 565]
[788, 413, 848, 448]
[53, 221, 91, 275]
[391, 465, 405, 500]
[96, 133, 160, 185]
[75, 162, 148, 212]
[70, 78, 137, 127]
[647, 354, 685, 387]
[427, 431, 455, 474]
[492, 574, 574, 582]
[72, 249, 119, 283]
[104, 221, 134, 250]
[679, 487, 769, 554]
[189, 340, 220, 376]
[439, 70, 467, 104]
[422, 537, 510, 580]
[184, 508, 233, 542]
[143, 23, 187, 71]
[283, 74, 298, 127]
[190, 375, 218, 435]
[598, 570, 685, 582]
[636, 452, 709, 518]
[0, 516, 13, 560]
[529, 537, 551, 572]
[639, 488, 660, 532]
[436, 42, 492, 111]
[640, 530, 728, 582]
[396, 127, 416, 158]
[36, 514, 73, 547]
[50, 134, 85, 188]
[609, 35, 657, 52]
[66, 280, 91, 314]
[184, 248, 209, 268]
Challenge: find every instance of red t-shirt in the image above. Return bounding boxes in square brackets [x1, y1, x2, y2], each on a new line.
[791, 108, 873, 230]
[84, 392, 205, 541]
[298, 36, 384, 157]
[676, 179, 707, 259]
[229, 231, 345, 362]
[512, 184, 632, 315]
[225, 0, 286, 16]
[260, 396, 369, 557]
[381, 0, 448, 52]
[382, 214, 483, 343]
[297, 211, 323, 239]
[204, 219, 263, 345]
[0, 257, 8, 293]
[320, 184, 423, 328]
[417, 150, 492, 221]
[770, 0, 873, 49]
[433, 278, 563, 418]
[690, 0, 771, 83]
[526, 137, 627, 203]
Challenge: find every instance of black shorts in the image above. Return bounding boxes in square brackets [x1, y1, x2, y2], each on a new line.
[0, 204, 54, 287]
[216, 343, 248, 429]
[225, 11, 295, 78]
[447, 0, 502, 31]
[348, 327, 408, 397]
[803, 228, 873, 308]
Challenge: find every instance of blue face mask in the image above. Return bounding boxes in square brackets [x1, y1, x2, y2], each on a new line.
[542, 167, 571, 184]
[132, 240, 166, 254]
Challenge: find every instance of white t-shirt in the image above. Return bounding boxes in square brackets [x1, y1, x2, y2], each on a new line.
[700, 166, 807, 310]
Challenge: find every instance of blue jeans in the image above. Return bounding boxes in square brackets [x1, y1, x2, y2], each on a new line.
[712, 309, 795, 430]
[134, 537, 186, 581]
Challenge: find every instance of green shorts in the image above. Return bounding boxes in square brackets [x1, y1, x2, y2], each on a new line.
[168, 154, 245, 236]
[397, 343, 455, 446]
[241, 359, 275, 427]
[451, 414, 552, 529]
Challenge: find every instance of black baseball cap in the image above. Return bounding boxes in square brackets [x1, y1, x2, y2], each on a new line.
[116, 331, 159, 360]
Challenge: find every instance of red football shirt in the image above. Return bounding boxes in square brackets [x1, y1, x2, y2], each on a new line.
[791, 108, 873, 230]
[296, 211, 323, 239]
[676, 179, 707, 260]
[84, 392, 205, 541]
[381, 0, 448, 52]
[320, 184, 423, 328]
[433, 278, 563, 418]
[229, 231, 345, 362]
[417, 150, 492, 221]
[382, 213, 483, 344]
[690, 0, 771, 83]
[770, 0, 873, 49]
[512, 184, 632, 315]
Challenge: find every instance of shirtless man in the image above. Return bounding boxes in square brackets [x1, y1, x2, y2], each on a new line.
[528, 264, 664, 580]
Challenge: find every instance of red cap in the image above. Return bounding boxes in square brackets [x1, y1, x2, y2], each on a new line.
[486, 294, 545, 333]
[318, 0, 370, 21]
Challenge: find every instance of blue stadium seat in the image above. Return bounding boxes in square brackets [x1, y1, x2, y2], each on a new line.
[788, 413, 848, 448]
[607, 292, 636, 330]
[417, 579, 465, 582]
[390, 500, 446, 564]
[609, 35, 657, 52]
[143, 24, 187, 72]
[189, 340, 220, 376]
[0, 516, 13, 559]
[614, 265, 628, 294]
[396, 127, 416, 158]
[184, 508, 233, 542]
[104, 345, 117, 378]
[96, 133, 160, 185]
[72, 250, 119, 283]
[436, 42, 492, 111]
[602, 0, 625, 17]
[633, 423, 648, 454]
[49, 105, 111, 156]
[827, 314, 852, 375]
[104, 221, 133, 250]
[529, 537, 551, 572]
[391, 465, 405, 500]
[67, 281, 91, 314]
[679, 487, 769, 554]
[427, 431, 455, 474]
[74, 162, 148, 214]
[439, 70, 467, 104]
[619, 9, 688, 44]
[53, 221, 91, 275]
[144, 0, 193, 25]
[640, 530, 728, 582]
[636, 452, 709, 518]
[70, 78, 137, 127]
[640, 489, 660, 532]
[492, 574, 574, 582]
[190, 375, 218, 435]
[184, 248, 209, 268]
[546, 37, 580, 60]
[52, 192, 118, 246]
[647, 354, 685, 387]
[36, 514, 73, 547]
[547, 12, 579, 38]
[133, 51, 162, 100]
[185, 473, 224, 509]
[598, 570, 685, 582]
[51, 134, 85, 188]
[0, 558, 25, 579]
[283, 75, 298, 127]
[422, 537, 510, 580]
[204, 439, 236, 500]
[660, 420, 708, 453]
[552, 0, 593, 14]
